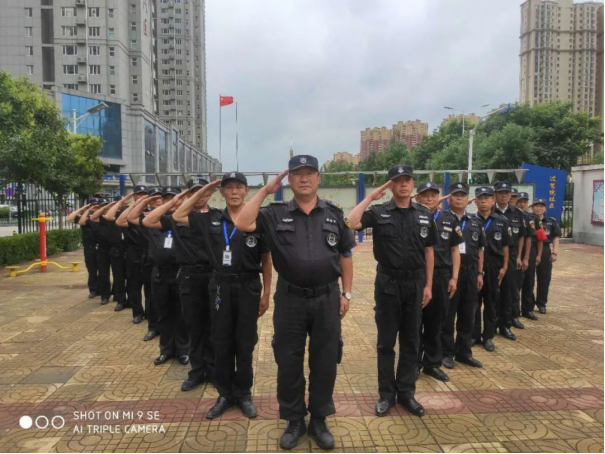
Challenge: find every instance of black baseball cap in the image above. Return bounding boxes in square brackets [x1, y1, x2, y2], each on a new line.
[417, 181, 440, 194]
[148, 187, 163, 197]
[162, 186, 181, 197]
[449, 182, 469, 194]
[475, 186, 495, 197]
[387, 164, 414, 180]
[494, 181, 513, 192]
[511, 187, 519, 196]
[532, 198, 547, 206]
[89, 198, 101, 205]
[133, 185, 149, 194]
[518, 192, 530, 201]
[289, 155, 319, 172]
[99, 198, 110, 206]
[113, 195, 122, 202]
[221, 172, 248, 187]
[187, 177, 210, 190]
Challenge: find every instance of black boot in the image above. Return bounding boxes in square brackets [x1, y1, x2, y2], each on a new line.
[237, 397, 257, 418]
[280, 419, 307, 450]
[375, 399, 394, 417]
[442, 356, 455, 369]
[206, 396, 234, 419]
[511, 318, 525, 329]
[423, 367, 450, 382]
[308, 418, 335, 450]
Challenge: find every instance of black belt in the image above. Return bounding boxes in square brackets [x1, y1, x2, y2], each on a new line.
[460, 261, 478, 269]
[215, 272, 259, 283]
[181, 264, 213, 273]
[433, 267, 451, 276]
[287, 282, 332, 298]
[377, 264, 424, 279]
[157, 264, 180, 273]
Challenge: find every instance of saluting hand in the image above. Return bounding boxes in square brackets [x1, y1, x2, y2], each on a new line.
[438, 194, 451, 204]
[369, 180, 393, 201]
[197, 179, 221, 198]
[263, 169, 289, 195]
[172, 190, 189, 208]
[467, 197, 477, 205]
[339, 295, 349, 319]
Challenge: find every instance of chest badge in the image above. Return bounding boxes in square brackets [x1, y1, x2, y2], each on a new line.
[281, 218, 293, 223]
[440, 231, 450, 240]
[380, 214, 391, 218]
[494, 232, 502, 241]
[512, 227, 519, 234]
[545, 228, 551, 235]
[211, 221, 221, 226]
[420, 226, 429, 238]
[327, 232, 338, 246]
[245, 236, 258, 248]
[472, 231, 480, 242]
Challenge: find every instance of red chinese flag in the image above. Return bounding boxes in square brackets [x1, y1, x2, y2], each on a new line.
[220, 96, 234, 107]
[536, 227, 548, 242]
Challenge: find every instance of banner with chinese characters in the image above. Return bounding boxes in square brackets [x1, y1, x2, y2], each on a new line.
[521, 163, 568, 223]
[592, 179, 604, 225]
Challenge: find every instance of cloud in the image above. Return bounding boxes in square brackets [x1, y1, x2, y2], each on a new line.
[206, 0, 520, 172]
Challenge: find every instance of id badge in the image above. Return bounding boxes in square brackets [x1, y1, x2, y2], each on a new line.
[164, 237, 173, 249]
[222, 250, 232, 266]
[459, 242, 466, 254]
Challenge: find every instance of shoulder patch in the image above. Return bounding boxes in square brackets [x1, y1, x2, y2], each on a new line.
[325, 200, 343, 211]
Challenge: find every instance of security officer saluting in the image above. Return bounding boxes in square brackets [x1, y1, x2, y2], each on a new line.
[235, 156, 355, 450]
[146, 178, 216, 393]
[473, 186, 512, 352]
[532, 198, 561, 314]
[441, 182, 485, 369]
[493, 181, 526, 336]
[174, 172, 272, 420]
[347, 164, 436, 419]
[67, 200, 97, 298]
[516, 193, 544, 319]
[82, 198, 113, 305]
[415, 182, 462, 383]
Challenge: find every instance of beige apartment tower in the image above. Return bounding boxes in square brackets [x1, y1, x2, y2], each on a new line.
[520, 0, 603, 116]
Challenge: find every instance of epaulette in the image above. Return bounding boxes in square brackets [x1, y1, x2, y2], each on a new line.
[412, 201, 431, 213]
[270, 200, 287, 205]
[325, 200, 343, 211]
[440, 210, 457, 220]
[491, 212, 508, 222]
[546, 216, 558, 222]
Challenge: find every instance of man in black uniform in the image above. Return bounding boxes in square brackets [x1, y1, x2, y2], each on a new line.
[235, 157, 355, 450]
[441, 182, 484, 369]
[132, 187, 189, 366]
[493, 181, 526, 336]
[516, 193, 544, 320]
[347, 164, 435, 419]
[147, 177, 216, 393]
[532, 198, 562, 314]
[82, 198, 113, 305]
[174, 173, 273, 419]
[473, 186, 511, 352]
[415, 182, 462, 383]
[67, 200, 97, 298]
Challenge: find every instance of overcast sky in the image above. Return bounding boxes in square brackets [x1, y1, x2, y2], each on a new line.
[205, 0, 520, 172]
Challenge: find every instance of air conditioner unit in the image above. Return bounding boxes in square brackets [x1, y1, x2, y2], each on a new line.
[77, 75, 87, 82]
[76, 56, 86, 63]
[75, 0, 85, 5]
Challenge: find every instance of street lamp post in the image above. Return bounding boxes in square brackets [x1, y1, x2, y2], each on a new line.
[71, 102, 108, 134]
[444, 104, 490, 136]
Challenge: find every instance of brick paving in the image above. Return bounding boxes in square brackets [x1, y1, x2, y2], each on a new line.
[0, 242, 602, 452]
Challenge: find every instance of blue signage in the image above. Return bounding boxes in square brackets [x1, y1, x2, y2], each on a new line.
[521, 163, 567, 223]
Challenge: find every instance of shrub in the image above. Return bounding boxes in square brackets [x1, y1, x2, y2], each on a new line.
[0, 208, 9, 219]
[0, 229, 82, 266]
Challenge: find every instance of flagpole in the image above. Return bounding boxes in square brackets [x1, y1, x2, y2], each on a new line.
[219, 95, 222, 163]
[235, 102, 239, 172]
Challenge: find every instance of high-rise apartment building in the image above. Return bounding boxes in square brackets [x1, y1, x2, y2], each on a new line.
[0, 0, 216, 175]
[360, 127, 391, 161]
[596, 4, 603, 153]
[391, 120, 428, 151]
[519, 0, 603, 115]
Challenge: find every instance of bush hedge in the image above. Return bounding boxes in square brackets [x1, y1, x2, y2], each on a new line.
[0, 229, 82, 266]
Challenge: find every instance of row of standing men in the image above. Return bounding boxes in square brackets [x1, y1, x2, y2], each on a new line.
[68, 156, 561, 451]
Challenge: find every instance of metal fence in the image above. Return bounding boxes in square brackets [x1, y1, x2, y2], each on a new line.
[0, 182, 79, 234]
[560, 182, 574, 238]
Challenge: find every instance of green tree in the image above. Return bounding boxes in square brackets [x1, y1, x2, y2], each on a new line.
[321, 159, 358, 186]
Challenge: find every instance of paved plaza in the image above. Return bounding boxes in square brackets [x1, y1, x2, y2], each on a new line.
[0, 241, 602, 453]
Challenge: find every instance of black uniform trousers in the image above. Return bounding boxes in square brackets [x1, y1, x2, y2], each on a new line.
[83, 244, 98, 294]
[536, 246, 553, 308]
[419, 268, 450, 369]
[152, 265, 188, 357]
[109, 244, 127, 305]
[95, 245, 111, 299]
[521, 244, 538, 314]
[499, 257, 515, 329]
[178, 265, 215, 383]
[126, 247, 153, 324]
[210, 273, 261, 401]
[273, 277, 341, 421]
[375, 270, 424, 403]
[474, 257, 503, 341]
[442, 262, 478, 360]
[142, 257, 156, 331]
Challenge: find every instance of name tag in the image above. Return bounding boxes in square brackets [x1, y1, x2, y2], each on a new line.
[459, 242, 466, 254]
[222, 250, 232, 266]
[419, 219, 429, 224]
[164, 237, 173, 249]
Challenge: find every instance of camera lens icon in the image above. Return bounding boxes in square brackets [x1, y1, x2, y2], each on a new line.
[19, 415, 65, 430]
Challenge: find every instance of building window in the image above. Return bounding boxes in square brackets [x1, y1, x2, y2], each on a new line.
[109, 46, 115, 57]
[130, 40, 137, 49]
[176, 39, 182, 45]
[132, 93, 139, 102]
[176, 49, 182, 55]
[161, 49, 169, 55]
[109, 85, 116, 95]
[161, 28, 169, 34]
[161, 69, 170, 75]
[176, 59, 183, 65]
[63, 45, 77, 55]
[177, 90, 183, 95]
[109, 66, 115, 76]
[131, 22, 137, 31]
[132, 75, 138, 84]
[108, 28, 115, 38]
[62, 7, 75, 17]
[63, 65, 78, 75]
[130, 3, 136, 13]
[89, 7, 100, 17]
[26, 65, 34, 75]
[131, 57, 137, 67]
[25, 46, 33, 56]
[108, 8, 114, 18]
[90, 84, 101, 94]
[175, 29, 182, 34]
[161, 38, 170, 44]
[89, 27, 100, 37]
[64, 84, 78, 90]
[25, 27, 33, 37]
[89, 46, 100, 55]
[25, 8, 32, 17]
[89, 65, 101, 75]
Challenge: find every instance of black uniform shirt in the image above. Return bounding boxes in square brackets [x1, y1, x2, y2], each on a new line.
[540, 216, 562, 244]
[161, 213, 210, 266]
[494, 204, 526, 258]
[450, 211, 487, 266]
[87, 217, 111, 249]
[432, 210, 464, 269]
[358, 199, 437, 271]
[126, 208, 151, 250]
[258, 198, 355, 288]
[190, 208, 268, 274]
[523, 211, 537, 239]
[100, 207, 127, 246]
[75, 214, 95, 246]
[141, 212, 177, 266]
[476, 212, 512, 259]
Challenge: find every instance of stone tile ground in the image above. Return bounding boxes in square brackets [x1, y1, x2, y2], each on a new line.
[0, 242, 602, 452]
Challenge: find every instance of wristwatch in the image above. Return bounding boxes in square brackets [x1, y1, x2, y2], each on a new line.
[342, 292, 352, 301]
[478, 271, 484, 276]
